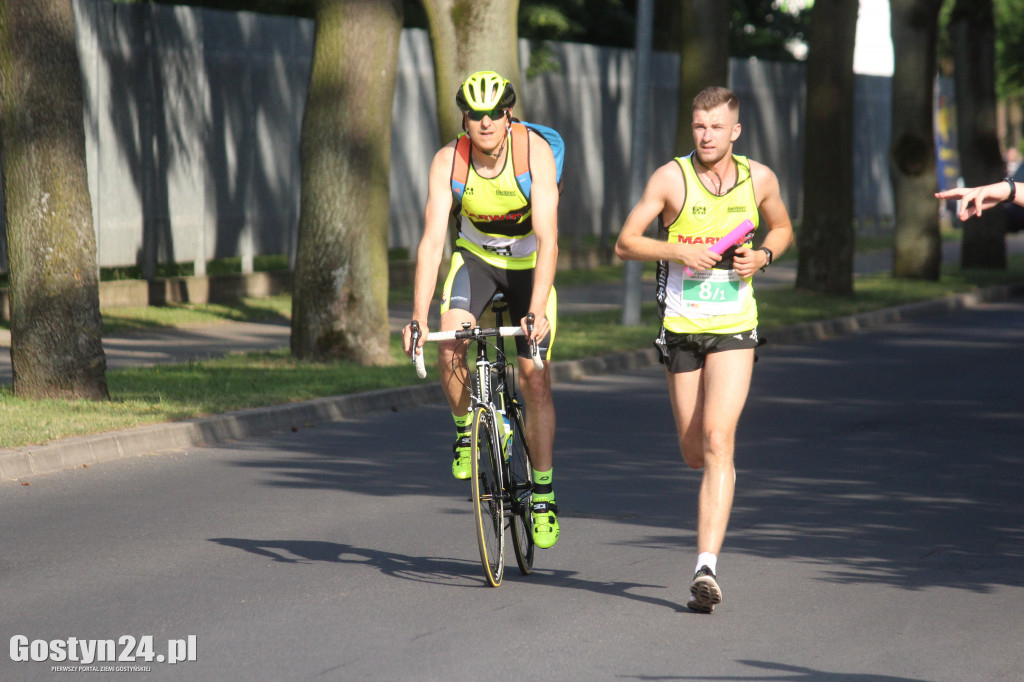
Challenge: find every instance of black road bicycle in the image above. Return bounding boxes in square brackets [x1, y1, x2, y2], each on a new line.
[410, 297, 544, 587]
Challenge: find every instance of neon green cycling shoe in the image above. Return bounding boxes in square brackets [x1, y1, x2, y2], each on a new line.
[451, 435, 472, 480]
[531, 500, 559, 548]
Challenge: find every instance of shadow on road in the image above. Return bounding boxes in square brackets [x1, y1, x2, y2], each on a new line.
[208, 537, 480, 587]
[208, 535, 703, 613]
[627, 659, 930, 681]
[221, 301, 1024, 599]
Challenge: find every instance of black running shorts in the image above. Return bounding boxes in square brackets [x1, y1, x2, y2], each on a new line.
[655, 327, 759, 373]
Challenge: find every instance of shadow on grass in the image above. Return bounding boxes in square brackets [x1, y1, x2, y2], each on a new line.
[101, 299, 291, 334]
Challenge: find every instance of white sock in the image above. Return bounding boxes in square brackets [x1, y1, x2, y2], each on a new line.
[696, 552, 718, 575]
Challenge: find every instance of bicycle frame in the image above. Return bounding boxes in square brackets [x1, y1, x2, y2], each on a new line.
[470, 301, 513, 437]
[410, 299, 542, 585]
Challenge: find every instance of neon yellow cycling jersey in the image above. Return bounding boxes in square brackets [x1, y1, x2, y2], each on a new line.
[454, 130, 537, 270]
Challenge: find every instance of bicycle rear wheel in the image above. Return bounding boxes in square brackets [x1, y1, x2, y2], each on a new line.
[506, 398, 535, 575]
[471, 406, 505, 586]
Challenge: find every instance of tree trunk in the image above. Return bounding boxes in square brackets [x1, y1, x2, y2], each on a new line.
[673, 0, 729, 157]
[290, 0, 401, 364]
[421, 0, 521, 147]
[950, 0, 1007, 269]
[890, 0, 944, 280]
[0, 0, 109, 400]
[795, 0, 859, 295]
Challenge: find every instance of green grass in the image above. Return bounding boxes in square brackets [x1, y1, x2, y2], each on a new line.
[758, 261, 1024, 328]
[1, 255, 1022, 449]
[0, 254, 291, 290]
[0, 338, 440, 448]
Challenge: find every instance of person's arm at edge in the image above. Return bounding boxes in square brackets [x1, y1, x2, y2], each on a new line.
[403, 143, 456, 356]
[935, 178, 1022, 219]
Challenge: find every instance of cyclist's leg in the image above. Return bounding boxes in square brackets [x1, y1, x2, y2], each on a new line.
[438, 308, 474, 416]
[508, 277, 557, 471]
[516, 360, 554, 471]
[519, 358, 558, 549]
[508, 277, 559, 547]
[439, 252, 496, 478]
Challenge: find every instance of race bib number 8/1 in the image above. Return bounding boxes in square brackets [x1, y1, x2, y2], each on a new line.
[681, 269, 743, 315]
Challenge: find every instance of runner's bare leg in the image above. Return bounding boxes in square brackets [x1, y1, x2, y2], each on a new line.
[666, 348, 754, 555]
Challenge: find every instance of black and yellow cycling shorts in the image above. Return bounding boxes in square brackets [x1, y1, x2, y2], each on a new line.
[441, 249, 557, 361]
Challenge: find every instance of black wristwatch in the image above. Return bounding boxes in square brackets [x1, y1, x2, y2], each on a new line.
[1003, 177, 1017, 204]
[759, 247, 773, 271]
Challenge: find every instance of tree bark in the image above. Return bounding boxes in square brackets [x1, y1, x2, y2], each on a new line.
[0, 0, 109, 400]
[421, 0, 521, 147]
[950, 0, 1007, 269]
[673, 0, 729, 157]
[795, 0, 859, 295]
[290, 0, 401, 364]
[890, 0, 944, 280]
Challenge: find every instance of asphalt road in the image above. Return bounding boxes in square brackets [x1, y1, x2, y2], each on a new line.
[2, 297, 1023, 681]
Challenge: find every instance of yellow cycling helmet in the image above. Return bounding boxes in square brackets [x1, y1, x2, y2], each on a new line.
[456, 70, 517, 112]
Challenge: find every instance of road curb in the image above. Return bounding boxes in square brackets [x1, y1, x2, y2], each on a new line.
[0, 383, 444, 481]
[765, 281, 1024, 344]
[3, 282, 1022, 481]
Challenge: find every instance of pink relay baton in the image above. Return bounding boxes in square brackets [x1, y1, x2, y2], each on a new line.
[685, 219, 756, 276]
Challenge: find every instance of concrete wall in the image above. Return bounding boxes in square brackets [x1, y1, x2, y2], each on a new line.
[0, 0, 897, 275]
[72, 0, 310, 276]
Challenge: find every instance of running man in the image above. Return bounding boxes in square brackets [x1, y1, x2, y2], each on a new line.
[402, 71, 561, 549]
[615, 86, 793, 612]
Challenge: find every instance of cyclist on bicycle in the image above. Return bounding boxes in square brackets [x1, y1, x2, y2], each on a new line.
[402, 70, 561, 549]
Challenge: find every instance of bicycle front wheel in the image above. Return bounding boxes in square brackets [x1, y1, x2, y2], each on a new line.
[471, 406, 505, 586]
[507, 399, 535, 575]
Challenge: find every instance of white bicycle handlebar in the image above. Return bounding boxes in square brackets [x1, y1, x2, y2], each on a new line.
[412, 326, 544, 379]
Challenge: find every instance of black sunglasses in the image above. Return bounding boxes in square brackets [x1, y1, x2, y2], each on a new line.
[467, 108, 506, 122]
